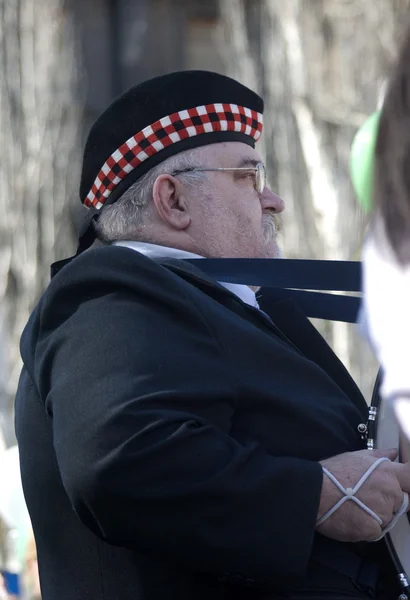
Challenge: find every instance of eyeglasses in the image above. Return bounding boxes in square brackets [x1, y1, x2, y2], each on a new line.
[171, 162, 266, 195]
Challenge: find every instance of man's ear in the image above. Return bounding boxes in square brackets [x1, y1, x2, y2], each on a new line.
[152, 174, 191, 230]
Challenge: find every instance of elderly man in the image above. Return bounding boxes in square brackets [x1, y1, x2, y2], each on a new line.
[15, 71, 410, 600]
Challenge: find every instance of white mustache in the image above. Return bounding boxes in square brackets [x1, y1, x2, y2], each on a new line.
[263, 212, 278, 242]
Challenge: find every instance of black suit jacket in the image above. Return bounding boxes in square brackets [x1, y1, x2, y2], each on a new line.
[15, 246, 370, 600]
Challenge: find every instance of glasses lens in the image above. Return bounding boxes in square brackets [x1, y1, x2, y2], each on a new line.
[256, 163, 266, 194]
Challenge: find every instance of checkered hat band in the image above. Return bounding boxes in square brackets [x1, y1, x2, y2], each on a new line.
[84, 103, 263, 209]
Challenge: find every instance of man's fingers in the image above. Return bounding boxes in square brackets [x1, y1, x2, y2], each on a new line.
[317, 449, 406, 542]
[371, 448, 398, 461]
[391, 462, 410, 494]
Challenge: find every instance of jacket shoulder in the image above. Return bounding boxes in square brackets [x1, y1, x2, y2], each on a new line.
[21, 247, 195, 369]
[52, 245, 166, 284]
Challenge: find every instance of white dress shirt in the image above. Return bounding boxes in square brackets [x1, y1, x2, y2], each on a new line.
[113, 240, 260, 309]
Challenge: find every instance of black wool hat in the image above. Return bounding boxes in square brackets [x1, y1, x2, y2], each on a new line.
[80, 70, 264, 211]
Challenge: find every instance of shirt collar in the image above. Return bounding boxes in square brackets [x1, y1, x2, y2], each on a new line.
[113, 240, 259, 309]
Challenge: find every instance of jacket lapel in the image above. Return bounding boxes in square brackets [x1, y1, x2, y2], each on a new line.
[158, 257, 369, 417]
[260, 293, 368, 417]
[157, 258, 300, 348]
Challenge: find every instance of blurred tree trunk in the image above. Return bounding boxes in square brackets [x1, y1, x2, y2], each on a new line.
[218, 0, 410, 398]
[0, 0, 85, 446]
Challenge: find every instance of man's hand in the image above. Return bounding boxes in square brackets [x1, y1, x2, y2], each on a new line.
[316, 448, 410, 542]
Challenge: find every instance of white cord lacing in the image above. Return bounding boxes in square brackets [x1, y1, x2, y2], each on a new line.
[316, 457, 409, 541]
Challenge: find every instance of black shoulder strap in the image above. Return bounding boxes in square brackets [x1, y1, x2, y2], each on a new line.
[184, 258, 362, 323]
[184, 258, 361, 292]
[51, 248, 362, 323]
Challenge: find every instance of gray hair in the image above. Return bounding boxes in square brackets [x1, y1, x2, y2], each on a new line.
[94, 148, 207, 243]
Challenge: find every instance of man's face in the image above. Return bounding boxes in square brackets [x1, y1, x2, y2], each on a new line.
[184, 142, 285, 259]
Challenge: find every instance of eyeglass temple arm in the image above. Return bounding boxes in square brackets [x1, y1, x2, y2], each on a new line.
[195, 167, 258, 172]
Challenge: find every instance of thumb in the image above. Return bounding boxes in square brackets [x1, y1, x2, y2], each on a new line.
[372, 448, 398, 461]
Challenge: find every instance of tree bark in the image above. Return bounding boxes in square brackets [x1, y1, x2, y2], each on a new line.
[0, 0, 84, 445]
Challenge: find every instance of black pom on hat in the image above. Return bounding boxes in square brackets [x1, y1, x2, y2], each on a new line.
[80, 70, 264, 211]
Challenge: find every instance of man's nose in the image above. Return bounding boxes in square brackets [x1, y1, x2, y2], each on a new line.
[261, 187, 285, 214]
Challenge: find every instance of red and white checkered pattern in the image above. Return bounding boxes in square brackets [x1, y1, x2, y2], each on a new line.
[84, 103, 263, 209]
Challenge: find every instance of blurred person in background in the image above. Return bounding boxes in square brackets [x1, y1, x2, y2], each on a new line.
[0, 574, 8, 600]
[0, 519, 6, 600]
[23, 530, 41, 600]
[361, 27, 410, 440]
[14, 70, 410, 600]
[0, 444, 38, 598]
